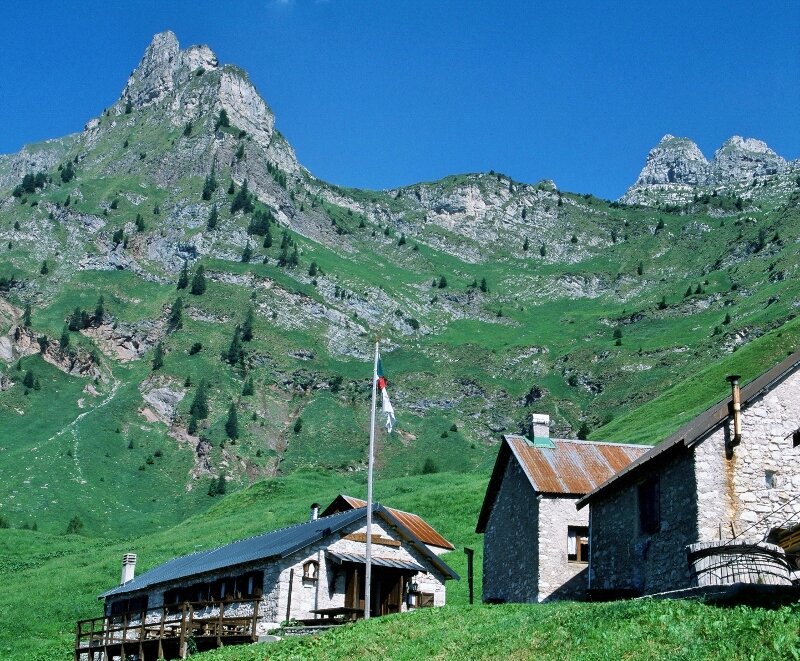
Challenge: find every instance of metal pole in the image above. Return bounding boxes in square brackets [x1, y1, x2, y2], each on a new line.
[364, 339, 379, 619]
[464, 548, 474, 605]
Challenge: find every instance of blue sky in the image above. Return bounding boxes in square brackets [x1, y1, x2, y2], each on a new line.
[1, 1, 797, 199]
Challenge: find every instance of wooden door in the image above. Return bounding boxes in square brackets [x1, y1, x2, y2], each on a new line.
[377, 570, 404, 615]
[344, 566, 365, 610]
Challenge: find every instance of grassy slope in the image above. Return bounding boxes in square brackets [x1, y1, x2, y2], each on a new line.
[195, 601, 800, 661]
[594, 314, 800, 444]
[0, 470, 487, 661]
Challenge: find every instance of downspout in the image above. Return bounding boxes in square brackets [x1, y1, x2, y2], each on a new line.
[726, 375, 742, 450]
[587, 507, 592, 596]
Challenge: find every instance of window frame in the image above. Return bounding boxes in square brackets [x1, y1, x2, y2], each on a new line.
[567, 525, 590, 563]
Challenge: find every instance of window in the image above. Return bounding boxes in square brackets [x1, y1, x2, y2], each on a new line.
[567, 526, 589, 563]
[793, 429, 800, 448]
[765, 470, 778, 489]
[302, 560, 319, 580]
[638, 478, 660, 534]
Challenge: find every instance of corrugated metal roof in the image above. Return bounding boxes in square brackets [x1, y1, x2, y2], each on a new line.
[506, 436, 650, 495]
[321, 495, 454, 550]
[100, 508, 368, 599]
[476, 437, 650, 532]
[101, 504, 459, 600]
[326, 551, 424, 572]
[577, 348, 800, 509]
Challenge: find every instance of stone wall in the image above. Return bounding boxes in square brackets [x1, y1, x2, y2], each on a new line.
[695, 370, 800, 542]
[482, 456, 540, 602]
[590, 368, 800, 596]
[589, 449, 698, 595]
[106, 516, 449, 632]
[537, 496, 588, 601]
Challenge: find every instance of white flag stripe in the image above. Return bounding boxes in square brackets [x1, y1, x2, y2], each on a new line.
[381, 388, 395, 433]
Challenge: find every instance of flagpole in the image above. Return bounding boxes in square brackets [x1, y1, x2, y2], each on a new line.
[364, 338, 379, 620]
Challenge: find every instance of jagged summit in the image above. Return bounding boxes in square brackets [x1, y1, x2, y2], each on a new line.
[634, 134, 710, 187]
[622, 134, 795, 206]
[121, 31, 219, 110]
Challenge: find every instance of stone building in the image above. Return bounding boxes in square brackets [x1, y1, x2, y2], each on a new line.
[82, 500, 456, 659]
[476, 415, 650, 603]
[577, 350, 800, 597]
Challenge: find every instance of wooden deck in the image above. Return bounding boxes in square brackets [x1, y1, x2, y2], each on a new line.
[74, 599, 260, 661]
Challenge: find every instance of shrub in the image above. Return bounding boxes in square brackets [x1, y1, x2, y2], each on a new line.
[214, 109, 230, 131]
[188, 342, 202, 355]
[421, 458, 438, 474]
[293, 418, 303, 434]
[66, 515, 84, 534]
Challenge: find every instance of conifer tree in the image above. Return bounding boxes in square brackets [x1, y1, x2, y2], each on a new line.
[242, 308, 255, 342]
[152, 342, 164, 370]
[22, 303, 32, 328]
[523, 236, 529, 251]
[216, 474, 227, 495]
[308, 261, 318, 277]
[539, 244, 546, 258]
[480, 277, 489, 293]
[225, 326, 243, 365]
[135, 213, 145, 232]
[207, 205, 219, 231]
[177, 262, 189, 290]
[242, 377, 254, 396]
[59, 325, 70, 350]
[241, 242, 253, 263]
[190, 265, 207, 295]
[263, 225, 272, 248]
[190, 380, 209, 419]
[225, 403, 239, 440]
[202, 170, 217, 201]
[168, 297, 184, 332]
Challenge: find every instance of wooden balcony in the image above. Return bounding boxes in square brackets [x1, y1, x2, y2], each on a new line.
[75, 599, 261, 661]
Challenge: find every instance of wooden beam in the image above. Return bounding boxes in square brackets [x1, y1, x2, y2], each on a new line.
[342, 532, 401, 548]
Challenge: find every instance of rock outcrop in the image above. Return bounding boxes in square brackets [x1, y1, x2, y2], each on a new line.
[622, 134, 795, 206]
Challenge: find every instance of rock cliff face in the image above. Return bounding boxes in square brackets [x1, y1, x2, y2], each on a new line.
[633, 135, 710, 187]
[622, 134, 795, 206]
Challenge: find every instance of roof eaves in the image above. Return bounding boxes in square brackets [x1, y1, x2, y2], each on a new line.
[576, 349, 800, 509]
[376, 505, 460, 581]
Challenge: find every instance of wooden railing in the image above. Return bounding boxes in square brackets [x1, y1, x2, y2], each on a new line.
[75, 598, 261, 660]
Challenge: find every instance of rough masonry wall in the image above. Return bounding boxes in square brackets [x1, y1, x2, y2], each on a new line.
[106, 518, 449, 632]
[274, 518, 449, 624]
[537, 496, 588, 601]
[482, 457, 540, 602]
[589, 450, 698, 595]
[695, 370, 800, 543]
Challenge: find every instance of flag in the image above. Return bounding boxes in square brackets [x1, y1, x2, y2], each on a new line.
[376, 356, 395, 433]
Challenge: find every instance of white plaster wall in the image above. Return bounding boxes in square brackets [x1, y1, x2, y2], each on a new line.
[537, 496, 588, 601]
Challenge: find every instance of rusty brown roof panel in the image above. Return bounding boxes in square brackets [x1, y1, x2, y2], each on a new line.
[321, 495, 454, 550]
[505, 436, 651, 496]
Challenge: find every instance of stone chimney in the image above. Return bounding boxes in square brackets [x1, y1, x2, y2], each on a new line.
[120, 553, 137, 585]
[726, 375, 742, 448]
[531, 414, 550, 439]
[531, 414, 555, 448]
[310, 502, 320, 521]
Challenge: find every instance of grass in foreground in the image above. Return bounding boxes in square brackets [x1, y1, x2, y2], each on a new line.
[196, 601, 800, 661]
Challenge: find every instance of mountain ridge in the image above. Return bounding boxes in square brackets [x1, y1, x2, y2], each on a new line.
[0, 31, 798, 537]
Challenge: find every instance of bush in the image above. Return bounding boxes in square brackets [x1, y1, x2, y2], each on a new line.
[293, 418, 303, 434]
[188, 342, 202, 355]
[421, 458, 438, 474]
[66, 515, 84, 534]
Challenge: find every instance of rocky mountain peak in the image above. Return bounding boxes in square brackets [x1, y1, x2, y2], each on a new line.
[634, 134, 709, 187]
[622, 133, 795, 205]
[711, 135, 786, 182]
